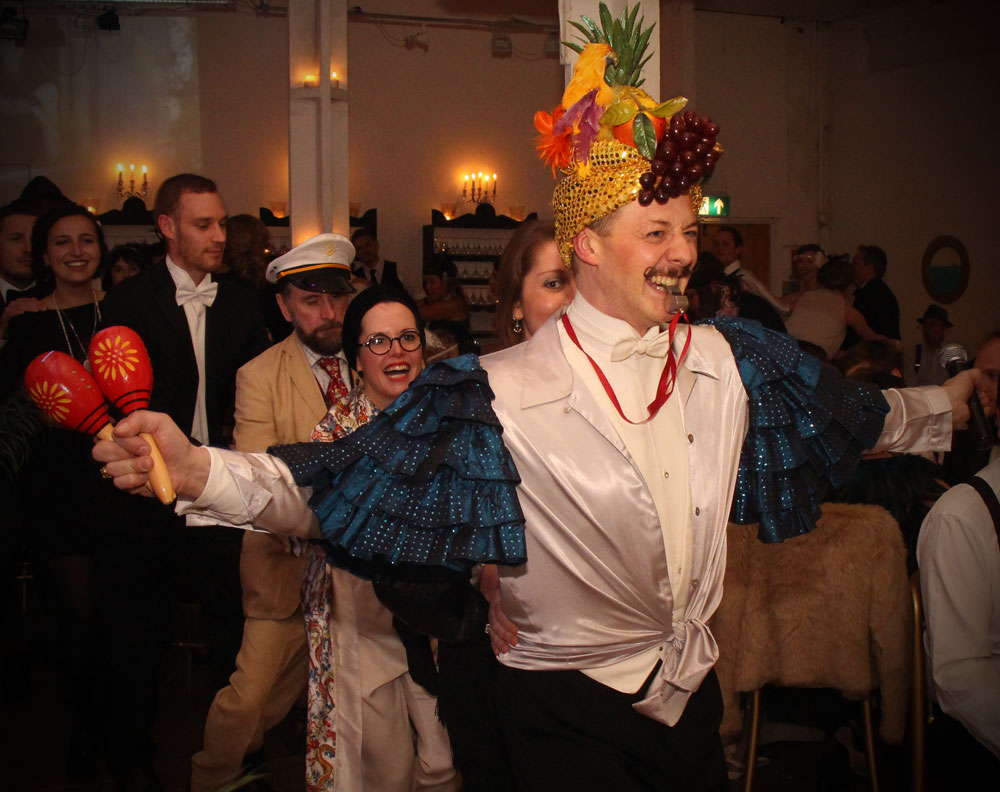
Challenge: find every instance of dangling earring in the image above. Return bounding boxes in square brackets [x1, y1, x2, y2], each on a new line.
[512, 317, 523, 335]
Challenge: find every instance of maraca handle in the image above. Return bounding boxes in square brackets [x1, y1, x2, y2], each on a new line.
[140, 432, 177, 504]
[96, 424, 115, 442]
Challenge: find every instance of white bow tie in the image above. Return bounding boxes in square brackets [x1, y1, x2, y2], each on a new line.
[609, 333, 671, 362]
[175, 279, 218, 308]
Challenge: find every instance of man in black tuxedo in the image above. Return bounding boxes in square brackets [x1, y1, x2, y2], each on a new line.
[0, 200, 45, 343]
[100, 174, 269, 792]
[350, 226, 408, 295]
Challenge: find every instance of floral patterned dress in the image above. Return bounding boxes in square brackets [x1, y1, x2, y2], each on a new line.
[301, 385, 376, 792]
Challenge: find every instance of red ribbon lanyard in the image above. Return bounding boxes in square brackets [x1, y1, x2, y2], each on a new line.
[561, 312, 691, 425]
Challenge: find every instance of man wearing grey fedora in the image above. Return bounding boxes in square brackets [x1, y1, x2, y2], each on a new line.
[907, 304, 954, 387]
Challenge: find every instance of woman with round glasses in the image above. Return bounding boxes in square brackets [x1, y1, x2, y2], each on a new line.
[302, 285, 460, 791]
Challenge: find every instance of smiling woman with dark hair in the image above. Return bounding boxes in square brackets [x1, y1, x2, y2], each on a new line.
[0, 202, 112, 782]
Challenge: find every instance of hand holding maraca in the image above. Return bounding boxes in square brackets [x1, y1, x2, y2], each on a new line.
[87, 326, 175, 503]
[93, 410, 211, 500]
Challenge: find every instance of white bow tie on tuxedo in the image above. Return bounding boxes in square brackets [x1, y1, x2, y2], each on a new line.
[609, 333, 672, 362]
[175, 279, 218, 308]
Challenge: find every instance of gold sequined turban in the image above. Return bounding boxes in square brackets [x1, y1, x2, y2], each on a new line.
[537, 3, 719, 266]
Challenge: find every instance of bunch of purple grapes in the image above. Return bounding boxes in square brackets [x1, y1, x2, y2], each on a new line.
[638, 110, 721, 206]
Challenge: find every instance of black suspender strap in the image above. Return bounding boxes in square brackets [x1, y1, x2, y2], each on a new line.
[966, 475, 1000, 547]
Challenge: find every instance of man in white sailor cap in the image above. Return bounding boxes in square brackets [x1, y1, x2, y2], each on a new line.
[192, 233, 358, 792]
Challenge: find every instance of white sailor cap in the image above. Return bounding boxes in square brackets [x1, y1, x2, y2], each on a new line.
[265, 233, 356, 295]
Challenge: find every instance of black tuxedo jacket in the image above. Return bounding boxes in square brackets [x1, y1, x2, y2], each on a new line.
[0, 283, 44, 313]
[351, 259, 408, 296]
[100, 262, 270, 447]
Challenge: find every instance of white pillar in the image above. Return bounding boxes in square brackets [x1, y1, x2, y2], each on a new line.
[287, 0, 350, 245]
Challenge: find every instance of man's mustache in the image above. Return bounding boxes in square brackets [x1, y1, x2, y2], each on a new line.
[643, 265, 692, 279]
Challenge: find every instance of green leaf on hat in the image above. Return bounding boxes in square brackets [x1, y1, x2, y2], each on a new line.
[602, 100, 638, 127]
[649, 96, 688, 118]
[633, 114, 657, 160]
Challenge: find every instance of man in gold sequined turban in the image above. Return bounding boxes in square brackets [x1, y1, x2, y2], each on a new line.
[474, 4, 968, 789]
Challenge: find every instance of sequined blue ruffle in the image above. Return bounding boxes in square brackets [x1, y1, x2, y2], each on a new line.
[270, 354, 526, 579]
[704, 317, 890, 543]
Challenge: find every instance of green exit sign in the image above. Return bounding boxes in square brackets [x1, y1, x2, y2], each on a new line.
[699, 194, 730, 217]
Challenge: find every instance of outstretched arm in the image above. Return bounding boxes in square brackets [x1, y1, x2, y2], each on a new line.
[93, 410, 211, 498]
[92, 409, 321, 538]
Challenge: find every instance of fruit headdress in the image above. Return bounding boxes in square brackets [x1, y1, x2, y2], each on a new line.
[537, 2, 723, 265]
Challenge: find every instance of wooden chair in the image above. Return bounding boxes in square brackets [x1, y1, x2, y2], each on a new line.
[713, 503, 913, 792]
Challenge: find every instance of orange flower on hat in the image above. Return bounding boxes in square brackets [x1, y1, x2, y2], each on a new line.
[534, 104, 571, 177]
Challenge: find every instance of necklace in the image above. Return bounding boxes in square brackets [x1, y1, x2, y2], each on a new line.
[52, 284, 101, 369]
[561, 311, 691, 425]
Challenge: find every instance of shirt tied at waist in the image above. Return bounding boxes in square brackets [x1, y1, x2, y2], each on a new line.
[632, 617, 719, 726]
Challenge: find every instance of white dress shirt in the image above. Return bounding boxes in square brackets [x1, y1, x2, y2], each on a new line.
[560, 295, 694, 692]
[917, 457, 1000, 758]
[166, 256, 215, 444]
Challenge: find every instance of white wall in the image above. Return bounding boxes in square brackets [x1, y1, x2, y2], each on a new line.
[825, 2, 1000, 356]
[346, 10, 563, 294]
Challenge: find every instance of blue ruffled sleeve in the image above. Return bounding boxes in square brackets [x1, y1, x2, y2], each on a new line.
[269, 354, 526, 579]
[703, 317, 890, 543]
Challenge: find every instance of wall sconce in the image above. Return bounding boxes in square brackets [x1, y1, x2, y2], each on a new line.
[302, 69, 340, 89]
[117, 163, 148, 200]
[462, 172, 497, 205]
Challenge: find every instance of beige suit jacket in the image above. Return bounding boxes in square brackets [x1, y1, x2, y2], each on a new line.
[233, 333, 329, 619]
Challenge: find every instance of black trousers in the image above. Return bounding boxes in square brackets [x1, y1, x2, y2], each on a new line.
[496, 664, 729, 792]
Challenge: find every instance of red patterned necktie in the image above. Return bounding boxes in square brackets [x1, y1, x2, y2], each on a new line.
[317, 356, 349, 406]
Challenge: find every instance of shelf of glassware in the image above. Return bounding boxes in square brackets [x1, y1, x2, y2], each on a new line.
[423, 226, 516, 314]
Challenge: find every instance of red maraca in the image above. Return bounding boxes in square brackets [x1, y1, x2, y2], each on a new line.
[25, 351, 114, 440]
[88, 326, 176, 503]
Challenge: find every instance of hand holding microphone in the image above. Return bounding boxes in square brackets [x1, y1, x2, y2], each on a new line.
[939, 342, 994, 451]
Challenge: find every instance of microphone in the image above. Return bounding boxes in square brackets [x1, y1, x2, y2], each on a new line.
[939, 343, 994, 451]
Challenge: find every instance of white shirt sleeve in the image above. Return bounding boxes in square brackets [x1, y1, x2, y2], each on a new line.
[176, 446, 320, 538]
[874, 386, 952, 453]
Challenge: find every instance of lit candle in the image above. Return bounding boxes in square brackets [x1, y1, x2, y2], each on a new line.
[129, 163, 135, 193]
[141, 164, 148, 193]
[492, 173, 498, 197]
[117, 163, 124, 193]
[304, 73, 318, 87]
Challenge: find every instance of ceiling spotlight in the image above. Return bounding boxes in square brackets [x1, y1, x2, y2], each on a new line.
[491, 32, 512, 59]
[97, 7, 120, 32]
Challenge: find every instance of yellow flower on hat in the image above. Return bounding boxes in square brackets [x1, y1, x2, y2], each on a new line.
[561, 43, 614, 110]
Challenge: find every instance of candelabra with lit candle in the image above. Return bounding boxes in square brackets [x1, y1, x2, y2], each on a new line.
[462, 172, 497, 205]
[117, 163, 148, 200]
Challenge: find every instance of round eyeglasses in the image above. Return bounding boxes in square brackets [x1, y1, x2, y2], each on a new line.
[362, 330, 423, 355]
